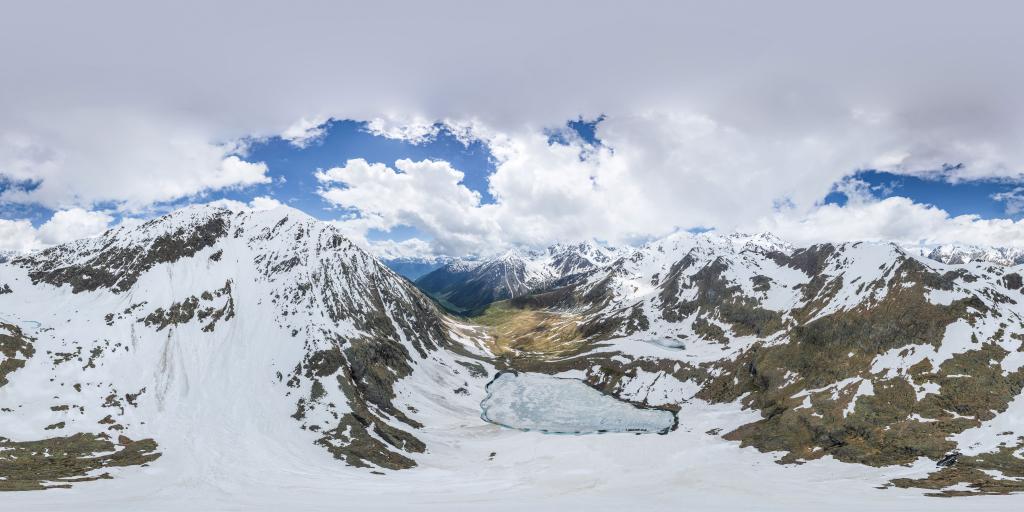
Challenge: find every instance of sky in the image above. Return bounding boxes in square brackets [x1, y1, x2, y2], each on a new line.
[3, 1, 1024, 257]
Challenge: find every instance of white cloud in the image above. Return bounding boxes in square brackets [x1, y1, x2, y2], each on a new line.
[0, 111, 271, 212]
[0, 208, 113, 253]
[334, 113, 876, 252]
[318, 219, 438, 260]
[37, 208, 113, 245]
[753, 196, 1024, 249]
[281, 116, 329, 148]
[0, 219, 43, 252]
[317, 158, 500, 254]
[204, 198, 249, 211]
[991, 187, 1024, 215]
[364, 117, 441, 145]
[312, 112, 1024, 256]
[366, 237, 438, 261]
[2, 3, 1022, 180]
[203, 196, 283, 212]
[249, 195, 284, 211]
[3, 2, 1024, 254]
[212, 156, 270, 190]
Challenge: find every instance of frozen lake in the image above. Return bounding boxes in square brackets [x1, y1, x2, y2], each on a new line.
[480, 372, 676, 434]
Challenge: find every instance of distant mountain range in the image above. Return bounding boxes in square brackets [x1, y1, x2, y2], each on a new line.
[915, 244, 1024, 266]
[402, 237, 1024, 315]
[382, 257, 448, 280]
[414, 242, 627, 313]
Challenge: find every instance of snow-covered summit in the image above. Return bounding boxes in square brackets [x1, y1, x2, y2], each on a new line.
[0, 203, 486, 478]
[919, 243, 1024, 266]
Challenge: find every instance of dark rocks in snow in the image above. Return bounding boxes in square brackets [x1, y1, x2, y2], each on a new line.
[1001, 272, 1022, 291]
[936, 452, 960, 467]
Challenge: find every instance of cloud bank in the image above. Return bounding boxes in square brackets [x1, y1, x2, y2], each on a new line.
[2, 1, 1024, 255]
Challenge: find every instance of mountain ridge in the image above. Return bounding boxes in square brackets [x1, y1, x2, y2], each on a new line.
[414, 240, 627, 313]
[3, 205, 1024, 500]
[0, 204, 491, 487]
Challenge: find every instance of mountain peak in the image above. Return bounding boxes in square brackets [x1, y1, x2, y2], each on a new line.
[923, 243, 1024, 266]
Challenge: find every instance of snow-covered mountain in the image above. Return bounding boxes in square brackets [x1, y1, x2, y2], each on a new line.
[0, 204, 492, 489]
[509, 230, 1024, 494]
[5, 214, 1024, 506]
[917, 244, 1024, 266]
[415, 241, 626, 313]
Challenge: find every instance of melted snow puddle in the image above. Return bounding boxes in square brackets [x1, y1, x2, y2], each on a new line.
[480, 372, 676, 435]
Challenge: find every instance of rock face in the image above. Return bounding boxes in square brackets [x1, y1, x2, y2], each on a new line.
[415, 242, 625, 314]
[0, 204, 488, 489]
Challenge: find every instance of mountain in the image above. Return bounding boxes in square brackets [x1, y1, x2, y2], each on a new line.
[6, 215, 1024, 506]
[919, 244, 1024, 266]
[382, 256, 448, 281]
[0, 204, 491, 491]
[473, 231, 1024, 495]
[415, 241, 625, 314]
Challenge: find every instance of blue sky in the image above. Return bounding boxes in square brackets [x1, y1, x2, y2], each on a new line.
[824, 169, 1024, 220]
[0, 120, 495, 244]
[0, 118, 611, 249]
[241, 120, 496, 245]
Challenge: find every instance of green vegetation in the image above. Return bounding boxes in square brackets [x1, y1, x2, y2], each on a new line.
[0, 322, 34, 387]
[471, 301, 587, 362]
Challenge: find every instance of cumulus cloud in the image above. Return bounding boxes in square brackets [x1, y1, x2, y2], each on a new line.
[364, 117, 441, 145]
[37, 208, 113, 245]
[249, 195, 284, 211]
[314, 112, 1024, 256]
[204, 195, 284, 213]
[991, 187, 1024, 215]
[0, 111, 270, 212]
[0, 219, 43, 252]
[0, 208, 112, 252]
[365, 238, 439, 261]
[281, 116, 329, 148]
[753, 196, 1024, 249]
[317, 158, 500, 254]
[330, 113, 890, 252]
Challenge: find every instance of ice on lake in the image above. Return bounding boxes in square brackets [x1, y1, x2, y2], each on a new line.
[480, 372, 676, 434]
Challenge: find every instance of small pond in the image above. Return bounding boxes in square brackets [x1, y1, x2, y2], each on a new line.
[480, 372, 676, 435]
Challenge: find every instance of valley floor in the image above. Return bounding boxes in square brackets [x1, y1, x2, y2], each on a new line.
[7, 394, 1023, 511]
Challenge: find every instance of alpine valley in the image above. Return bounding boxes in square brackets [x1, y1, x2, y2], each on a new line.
[4, 204, 1024, 511]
